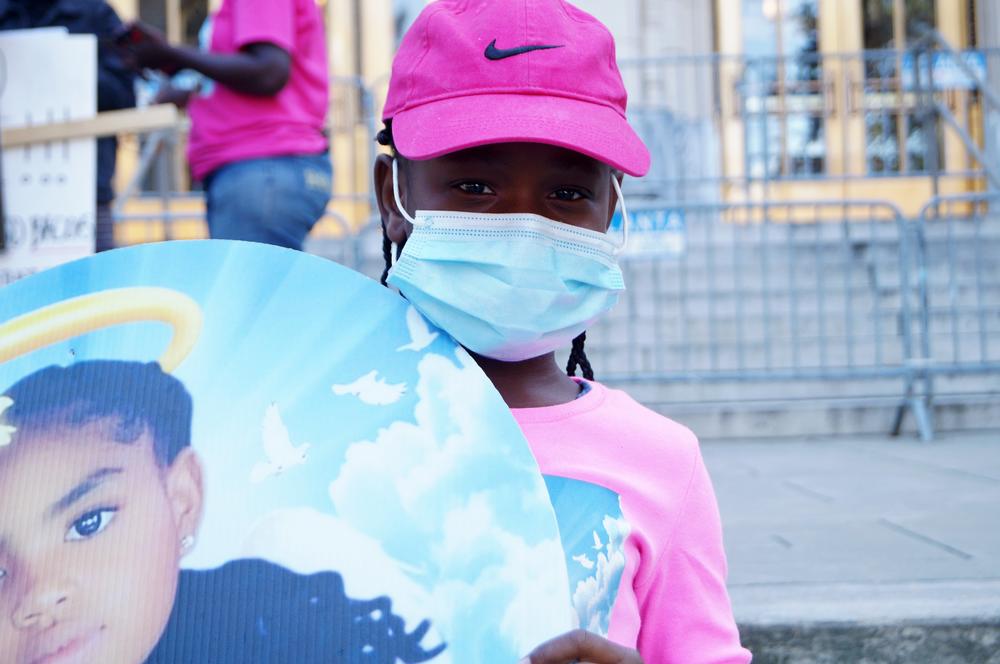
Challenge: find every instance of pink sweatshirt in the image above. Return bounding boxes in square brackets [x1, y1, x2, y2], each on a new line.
[187, 0, 329, 180]
[512, 380, 751, 663]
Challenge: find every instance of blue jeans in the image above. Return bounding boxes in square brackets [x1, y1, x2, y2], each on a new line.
[204, 153, 332, 250]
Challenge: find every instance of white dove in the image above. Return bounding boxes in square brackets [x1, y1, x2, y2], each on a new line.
[572, 553, 595, 570]
[331, 370, 406, 406]
[396, 306, 439, 352]
[0, 396, 16, 447]
[592, 530, 604, 551]
[249, 403, 310, 483]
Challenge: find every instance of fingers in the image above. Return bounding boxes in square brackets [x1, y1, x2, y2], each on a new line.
[153, 86, 194, 109]
[521, 629, 643, 664]
[123, 21, 167, 45]
[116, 21, 176, 72]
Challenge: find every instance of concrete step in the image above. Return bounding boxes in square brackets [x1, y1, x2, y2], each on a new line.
[736, 578, 1000, 664]
[711, 434, 1000, 663]
[597, 309, 910, 336]
[601, 375, 1000, 402]
[588, 325, 998, 355]
[621, 263, 998, 298]
[593, 328, 997, 353]
[586, 348, 912, 375]
[586, 371, 1000, 438]
[740, 620, 1000, 664]
[623, 392, 1000, 439]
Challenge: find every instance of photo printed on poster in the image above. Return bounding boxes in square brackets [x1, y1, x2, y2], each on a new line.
[0, 240, 573, 663]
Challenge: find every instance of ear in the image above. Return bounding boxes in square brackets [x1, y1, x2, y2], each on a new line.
[606, 171, 624, 232]
[164, 448, 204, 555]
[374, 154, 412, 245]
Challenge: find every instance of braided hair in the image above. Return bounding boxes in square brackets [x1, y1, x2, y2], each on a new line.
[376, 122, 594, 379]
[377, 122, 398, 288]
[566, 332, 594, 380]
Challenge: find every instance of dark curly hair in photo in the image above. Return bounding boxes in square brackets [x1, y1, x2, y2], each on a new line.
[146, 558, 446, 664]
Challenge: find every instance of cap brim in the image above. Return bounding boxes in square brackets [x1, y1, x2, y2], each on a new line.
[390, 94, 650, 177]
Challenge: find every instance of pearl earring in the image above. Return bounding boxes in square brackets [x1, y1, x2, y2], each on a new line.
[180, 535, 195, 552]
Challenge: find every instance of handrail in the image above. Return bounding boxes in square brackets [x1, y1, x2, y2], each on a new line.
[0, 105, 179, 148]
[932, 101, 1000, 190]
[910, 25, 1000, 190]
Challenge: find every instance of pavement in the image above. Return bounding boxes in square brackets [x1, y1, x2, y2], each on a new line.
[701, 430, 1000, 663]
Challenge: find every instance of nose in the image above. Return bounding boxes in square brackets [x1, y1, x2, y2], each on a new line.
[492, 188, 550, 218]
[13, 582, 71, 630]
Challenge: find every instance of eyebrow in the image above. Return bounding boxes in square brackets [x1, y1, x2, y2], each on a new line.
[48, 468, 124, 518]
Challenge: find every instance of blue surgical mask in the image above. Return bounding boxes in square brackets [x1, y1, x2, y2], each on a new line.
[386, 159, 629, 362]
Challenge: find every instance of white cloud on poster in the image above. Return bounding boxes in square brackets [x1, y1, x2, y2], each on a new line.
[572, 513, 631, 635]
[432, 493, 576, 652]
[327, 350, 572, 655]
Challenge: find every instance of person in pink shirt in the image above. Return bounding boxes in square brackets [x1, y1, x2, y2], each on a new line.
[373, 1, 753, 662]
[122, 0, 331, 250]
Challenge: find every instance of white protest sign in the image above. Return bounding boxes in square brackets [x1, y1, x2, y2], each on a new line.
[0, 29, 96, 286]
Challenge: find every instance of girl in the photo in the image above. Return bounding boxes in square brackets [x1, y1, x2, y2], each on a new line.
[0, 360, 445, 664]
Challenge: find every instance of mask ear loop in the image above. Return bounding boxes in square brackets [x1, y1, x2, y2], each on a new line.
[392, 158, 418, 225]
[610, 175, 629, 255]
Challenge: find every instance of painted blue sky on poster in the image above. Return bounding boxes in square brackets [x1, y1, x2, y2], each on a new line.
[544, 476, 630, 636]
[0, 241, 573, 661]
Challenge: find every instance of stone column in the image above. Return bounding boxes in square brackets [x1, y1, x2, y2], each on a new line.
[978, 0, 1000, 184]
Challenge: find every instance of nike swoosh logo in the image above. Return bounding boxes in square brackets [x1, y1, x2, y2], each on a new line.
[484, 39, 564, 60]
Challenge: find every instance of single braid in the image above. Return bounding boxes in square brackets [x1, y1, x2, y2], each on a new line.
[565, 331, 594, 380]
[378, 120, 398, 288]
[380, 223, 393, 286]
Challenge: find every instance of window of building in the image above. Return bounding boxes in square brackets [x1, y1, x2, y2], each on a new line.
[861, 0, 940, 174]
[741, 0, 825, 179]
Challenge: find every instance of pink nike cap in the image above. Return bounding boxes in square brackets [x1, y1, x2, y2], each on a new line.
[382, 0, 650, 177]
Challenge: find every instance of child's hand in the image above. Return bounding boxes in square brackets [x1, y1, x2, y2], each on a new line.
[154, 83, 194, 109]
[519, 629, 643, 663]
[118, 21, 181, 74]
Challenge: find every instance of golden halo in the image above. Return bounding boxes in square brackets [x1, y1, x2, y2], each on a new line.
[0, 287, 203, 373]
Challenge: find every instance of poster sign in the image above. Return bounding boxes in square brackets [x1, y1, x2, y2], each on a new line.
[0, 29, 96, 286]
[611, 206, 687, 256]
[901, 51, 989, 91]
[0, 241, 573, 662]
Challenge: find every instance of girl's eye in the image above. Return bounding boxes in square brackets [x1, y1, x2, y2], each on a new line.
[551, 188, 585, 201]
[66, 508, 118, 542]
[457, 182, 494, 195]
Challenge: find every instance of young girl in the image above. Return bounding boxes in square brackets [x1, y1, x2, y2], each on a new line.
[373, 1, 752, 662]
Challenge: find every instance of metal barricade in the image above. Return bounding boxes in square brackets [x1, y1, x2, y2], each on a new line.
[901, 193, 1000, 437]
[584, 199, 937, 437]
[607, 41, 1000, 439]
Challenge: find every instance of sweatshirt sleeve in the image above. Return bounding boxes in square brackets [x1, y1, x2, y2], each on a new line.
[635, 448, 751, 664]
